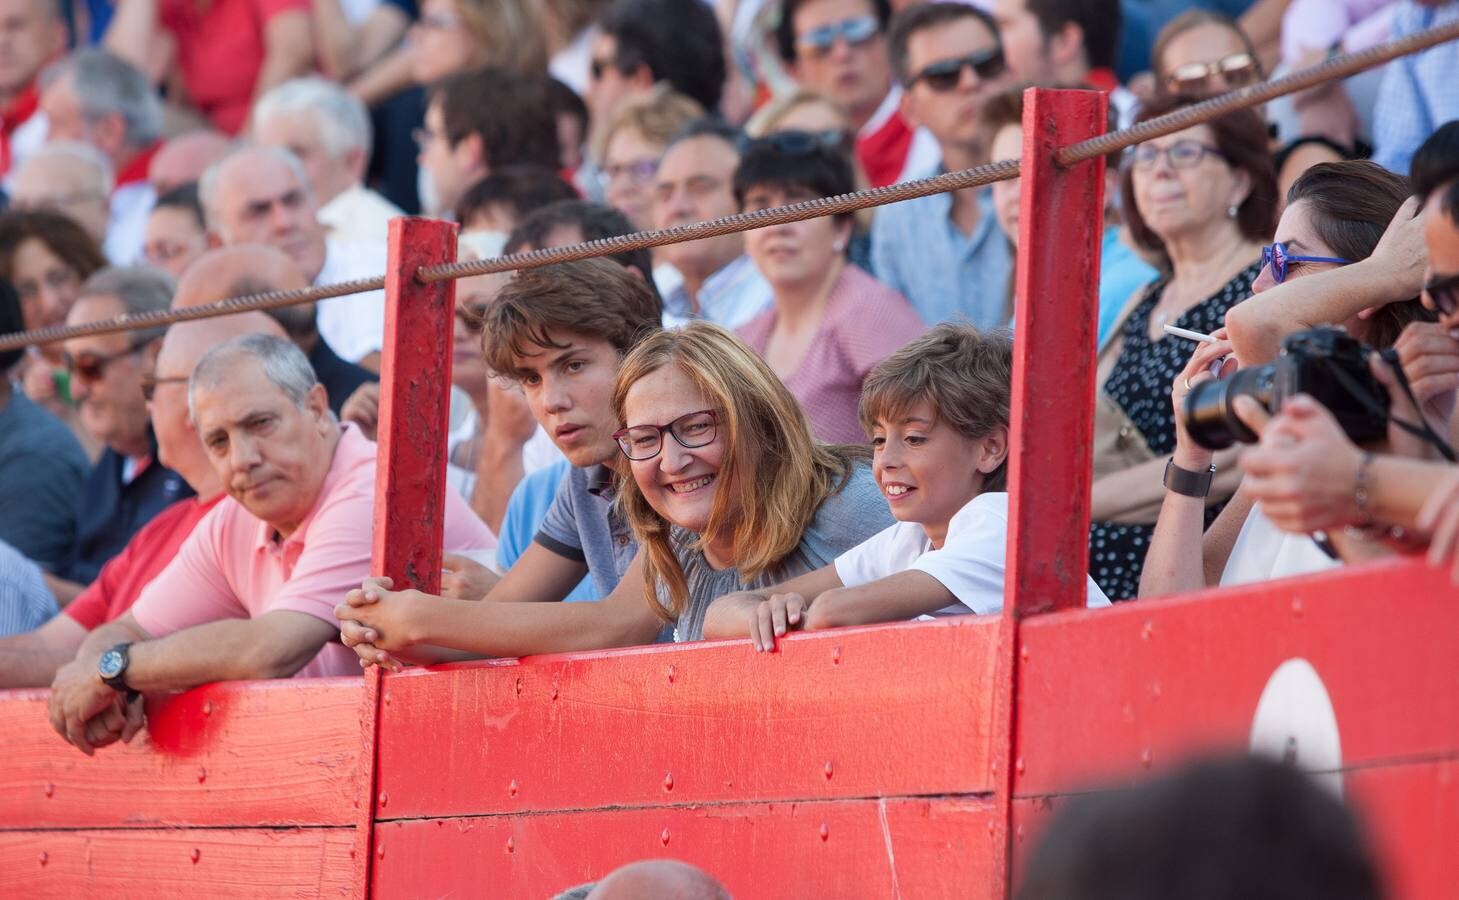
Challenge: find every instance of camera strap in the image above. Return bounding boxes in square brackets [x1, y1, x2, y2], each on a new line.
[1353, 349, 1459, 463]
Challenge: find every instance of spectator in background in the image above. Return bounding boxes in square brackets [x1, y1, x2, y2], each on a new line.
[142, 184, 209, 279]
[47, 332, 496, 756]
[0, 304, 288, 690]
[0, 279, 88, 576]
[548, 75, 591, 173]
[416, 68, 561, 219]
[652, 119, 773, 329]
[408, 0, 547, 87]
[0, 539, 56, 639]
[10, 143, 114, 250]
[734, 132, 925, 444]
[597, 84, 704, 234]
[50, 268, 194, 604]
[1087, 101, 1277, 601]
[252, 76, 405, 245]
[39, 50, 165, 265]
[200, 145, 387, 367]
[1016, 756, 1383, 900]
[454, 164, 579, 242]
[148, 131, 234, 196]
[556, 859, 732, 900]
[775, 0, 938, 187]
[1371, 0, 1459, 176]
[871, 3, 1015, 329]
[103, 0, 314, 134]
[0, 0, 66, 179]
[991, 0, 1130, 119]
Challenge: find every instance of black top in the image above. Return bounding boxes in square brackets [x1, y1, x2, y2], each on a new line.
[308, 337, 378, 416]
[0, 391, 89, 572]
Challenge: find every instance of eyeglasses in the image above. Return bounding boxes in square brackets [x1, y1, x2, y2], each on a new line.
[63, 337, 151, 383]
[1260, 242, 1350, 284]
[140, 371, 189, 402]
[738, 129, 850, 158]
[598, 158, 659, 187]
[796, 15, 879, 57]
[910, 47, 1006, 92]
[1424, 270, 1459, 316]
[1129, 139, 1226, 171]
[1166, 52, 1260, 99]
[613, 409, 719, 461]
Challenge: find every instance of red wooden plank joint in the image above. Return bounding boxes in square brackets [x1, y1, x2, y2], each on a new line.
[1004, 87, 1108, 617]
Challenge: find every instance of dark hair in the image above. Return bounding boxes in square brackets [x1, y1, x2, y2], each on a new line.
[0, 280, 23, 372]
[776, 0, 892, 64]
[1287, 160, 1434, 348]
[455, 165, 578, 228]
[0, 210, 108, 287]
[665, 116, 741, 154]
[505, 200, 661, 305]
[1411, 120, 1459, 204]
[429, 68, 560, 171]
[153, 182, 206, 230]
[480, 257, 662, 377]
[1121, 95, 1278, 257]
[1017, 755, 1383, 900]
[599, 0, 725, 113]
[1026, 0, 1122, 72]
[732, 133, 856, 227]
[887, 2, 998, 85]
[975, 84, 1121, 169]
[1151, 9, 1261, 83]
[546, 75, 589, 134]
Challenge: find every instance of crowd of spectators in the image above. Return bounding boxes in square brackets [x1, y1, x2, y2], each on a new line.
[0, 5, 1454, 886]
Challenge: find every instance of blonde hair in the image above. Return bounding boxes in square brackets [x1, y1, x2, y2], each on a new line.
[596, 83, 705, 163]
[743, 89, 874, 230]
[458, 0, 548, 74]
[613, 322, 864, 619]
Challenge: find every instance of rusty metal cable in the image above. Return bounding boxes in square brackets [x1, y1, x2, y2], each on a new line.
[3, 16, 1458, 353]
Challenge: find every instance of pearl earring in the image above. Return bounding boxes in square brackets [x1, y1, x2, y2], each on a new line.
[833, 239, 846, 252]
[1228, 204, 1239, 218]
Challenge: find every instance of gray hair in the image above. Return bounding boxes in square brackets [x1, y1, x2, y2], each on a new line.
[197, 144, 314, 233]
[79, 266, 175, 345]
[41, 49, 164, 149]
[252, 77, 373, 161]
[188, 333, 320, 422]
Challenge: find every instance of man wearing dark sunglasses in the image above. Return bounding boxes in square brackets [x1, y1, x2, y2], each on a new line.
[775, 0, 936, 188]
[870, 3, 1014, 330]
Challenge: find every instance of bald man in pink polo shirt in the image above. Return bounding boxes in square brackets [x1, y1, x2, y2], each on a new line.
[49, 333, 494, 754]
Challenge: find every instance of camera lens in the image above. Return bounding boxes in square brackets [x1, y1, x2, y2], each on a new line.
[1182, 365, 1277, 450]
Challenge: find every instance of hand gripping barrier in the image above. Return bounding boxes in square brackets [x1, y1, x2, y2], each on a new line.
[3, 26, 1459, 897]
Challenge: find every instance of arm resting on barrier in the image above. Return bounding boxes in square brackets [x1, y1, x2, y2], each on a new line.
[120, 611, 340, 689]
[702, 566, 844, 649]
[0, 614, 89, 689]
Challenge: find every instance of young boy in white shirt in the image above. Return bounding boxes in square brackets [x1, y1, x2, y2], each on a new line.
[702, 324, 1110, 650]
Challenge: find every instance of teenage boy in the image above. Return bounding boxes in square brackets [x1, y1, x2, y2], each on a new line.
[336, 258, 664, 663]
[703, 324, 1109, 650]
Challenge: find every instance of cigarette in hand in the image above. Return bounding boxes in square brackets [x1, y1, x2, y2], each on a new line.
[1162, 324, 1217, 344]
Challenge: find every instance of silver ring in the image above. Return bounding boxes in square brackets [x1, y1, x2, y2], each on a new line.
[1184, 376, 1193, 391]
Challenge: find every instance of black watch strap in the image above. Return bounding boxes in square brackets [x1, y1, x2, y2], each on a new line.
[1163, 459, 1216, 498]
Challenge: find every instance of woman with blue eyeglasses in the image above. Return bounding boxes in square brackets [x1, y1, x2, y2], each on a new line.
[1085, 98, 1279, 602]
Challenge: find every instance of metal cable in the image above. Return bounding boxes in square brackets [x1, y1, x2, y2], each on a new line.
[3, 16, 1457, 352]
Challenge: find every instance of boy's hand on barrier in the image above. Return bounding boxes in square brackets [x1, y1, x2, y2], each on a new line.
[335, 577, 422, 661]
[751, 593, 809, 653]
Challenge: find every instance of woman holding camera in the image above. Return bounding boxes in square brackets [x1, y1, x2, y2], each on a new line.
[1139, 161, 1436, 597]
[1087, 100, 1277, 601]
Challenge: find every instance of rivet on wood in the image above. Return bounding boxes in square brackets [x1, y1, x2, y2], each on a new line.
[508, 779, 519, 798]
[202, 700, 213, 715]
[819, 823, 829, 842]
[823, 761, 834, 780]
[38, 851, 47, 867]
[1015, 757, 1026, 776]
[515, 678, 523, 695]
[349, 843, 357, 859]
[1140, 620, 1154, 641]
[666, 664, 676, 684]
[832, 646, 841, 665]
[196, 767, 206, 783]
[1141, 748, 1153, 769]
[551, 684, 559, 700]
[43, 783, 53, 798]
[379, 791, 389, 808]
[506, 837, 515, 854]
[663, 772, 674, 792]
[1292, 597, 1304, 616]
[383, 691, 392, 705]
[190, 848, 200, 864]
[377, 843, 386, 860]
[660, 828, 671, 846]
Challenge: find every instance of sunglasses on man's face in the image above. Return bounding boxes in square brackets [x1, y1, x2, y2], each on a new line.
[63, 340, 148, 383]
[911, 47, 1006, 92]
[1166, 52, 1260, 98]
[796, 15, 879, 57]
[1424, 270, 1459, 316]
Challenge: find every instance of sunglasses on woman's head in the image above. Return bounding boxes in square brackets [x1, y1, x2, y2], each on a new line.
[1260, 242, 1351, 284]
[910, 46, 1006, 92]
[1166, 52, 1259, 98]
[1424, 270, 1459, 316]
[739, 129, 850, 158]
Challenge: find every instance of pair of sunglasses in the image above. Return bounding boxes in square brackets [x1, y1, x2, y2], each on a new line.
[1260, 242, 1350, 284]
[739, 129, 849, 158]
[63, 337, 150, 383]
[613, 409, 719, 461]
[910, 47, 1006, 92]
[796, 15, 878, 56]
[1166, 52, 1260, 98]
[1425, 271, 1459, 316]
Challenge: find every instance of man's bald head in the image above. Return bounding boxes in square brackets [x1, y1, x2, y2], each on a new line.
[157, 311, 286, 375]
[586, 860, 731, 900]
[173, 244, 316, 337]
[150, 130, 234, 195]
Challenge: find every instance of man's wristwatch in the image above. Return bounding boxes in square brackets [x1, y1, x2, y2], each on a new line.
[1163, 459, 1217, 498]
[97, 642, 134, 692]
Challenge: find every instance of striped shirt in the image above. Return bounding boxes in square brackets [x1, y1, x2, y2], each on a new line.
[0, 539, 58, 638]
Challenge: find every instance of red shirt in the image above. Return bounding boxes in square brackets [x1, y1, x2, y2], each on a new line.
[0, 83, 40, 177]
[65, 494, 225, 631]
[856, 110, 916, 189]
[160, 0, 309, 134]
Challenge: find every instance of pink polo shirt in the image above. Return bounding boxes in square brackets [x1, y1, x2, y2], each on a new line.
[130, 425, 496, 678]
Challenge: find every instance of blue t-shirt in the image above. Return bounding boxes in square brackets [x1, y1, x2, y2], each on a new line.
[1098, 227, 1161, 347]
[0, 392, 89, 573]
[499, 460, 594, 602]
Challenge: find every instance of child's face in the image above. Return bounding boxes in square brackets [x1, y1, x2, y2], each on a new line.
[871, 402, 1004, 540]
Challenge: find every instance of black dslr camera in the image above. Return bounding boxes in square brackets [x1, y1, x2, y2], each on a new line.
[1181, 327, 1389, 451]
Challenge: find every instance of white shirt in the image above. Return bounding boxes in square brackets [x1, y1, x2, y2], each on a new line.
[318, 184, 405, 246]
[314, 238, 388, 362]
[834, 493, 1111, 617]
[1220, 503, 1340, 587]
[106, 180, 154, 265]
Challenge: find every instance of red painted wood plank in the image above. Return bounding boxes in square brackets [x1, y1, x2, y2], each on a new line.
[0, 827, 356, 899]
[1346, 756, 1459, 900]
[1006, 88, 1107, 618]
[0, 679, 366, 828]
[1014, 558, 1459, 796]
[376, 617, 1003, 818]
[372, 216, 458, 596]
[372, 798, 1002, 899]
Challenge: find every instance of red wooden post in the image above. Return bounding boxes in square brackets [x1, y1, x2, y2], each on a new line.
[1003, 87, 1108, 617]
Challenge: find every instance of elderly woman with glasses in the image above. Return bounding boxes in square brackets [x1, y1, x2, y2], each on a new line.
[1085, 98, 1278, 602]
[733, 132, 925, 445]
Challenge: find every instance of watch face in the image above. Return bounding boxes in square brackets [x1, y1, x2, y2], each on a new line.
[98, 648, 125, 680]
